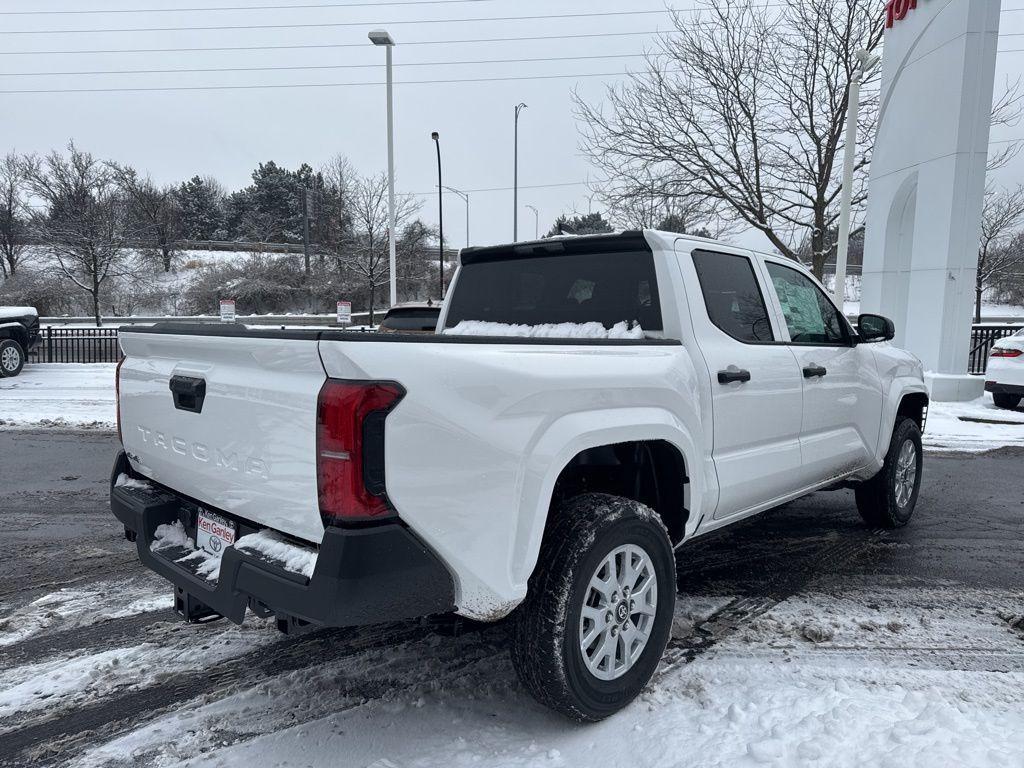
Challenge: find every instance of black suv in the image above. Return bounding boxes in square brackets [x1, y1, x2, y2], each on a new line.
[0, 306, 40, 377]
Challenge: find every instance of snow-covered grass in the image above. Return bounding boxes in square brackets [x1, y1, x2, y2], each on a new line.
[0, 363, 115, 430]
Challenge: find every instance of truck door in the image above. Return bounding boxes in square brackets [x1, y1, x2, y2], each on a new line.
[677, 247, 806, 519]
[760, 259, 883, 484]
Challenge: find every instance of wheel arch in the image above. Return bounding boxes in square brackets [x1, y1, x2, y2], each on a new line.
[509, 407, 700, 600]
[878, 382, 929, 458]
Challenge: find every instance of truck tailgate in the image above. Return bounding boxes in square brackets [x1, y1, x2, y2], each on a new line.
[118, 329, 327, 543]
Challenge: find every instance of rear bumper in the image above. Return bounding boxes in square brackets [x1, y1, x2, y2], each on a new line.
[109, 451, 455, 629]
[985, 381, 1024, 396]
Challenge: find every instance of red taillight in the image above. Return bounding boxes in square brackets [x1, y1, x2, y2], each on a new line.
[115, 356, 126, 444]
[316, 379, 405, 525]
[990, 347, 1023, 358]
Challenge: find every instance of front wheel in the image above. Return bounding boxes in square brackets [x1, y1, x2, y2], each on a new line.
[992, 392, 1021, 410]
[855, 417, 923, 528]
[0, 339, 25, 378]
[511, 493, 675, 722]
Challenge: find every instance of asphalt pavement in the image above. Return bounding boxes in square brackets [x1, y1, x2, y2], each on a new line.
[0, 430, 1022, 766]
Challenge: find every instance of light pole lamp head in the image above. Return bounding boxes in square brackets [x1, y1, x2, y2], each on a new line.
[368, 29, 395, 46]
[515, 102, 528, 119]
[855, 49, 880, 75]
[431, 131, 439, 142]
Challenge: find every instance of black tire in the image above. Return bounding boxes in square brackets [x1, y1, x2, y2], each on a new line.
[855, 417, 923, 529]
[0, 339, 25, 378]
[511, 493, 675, 722]
[992, 392, 1021, 410]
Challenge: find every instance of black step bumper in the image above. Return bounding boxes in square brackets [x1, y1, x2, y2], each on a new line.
[109, 451, 454, 629]
[985, 381, 1024, 396]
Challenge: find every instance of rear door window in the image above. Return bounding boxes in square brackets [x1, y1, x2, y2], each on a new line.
[691, 250, 774, 343]
[444, 248, 662, 331]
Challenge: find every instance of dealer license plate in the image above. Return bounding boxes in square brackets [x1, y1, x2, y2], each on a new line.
[196, 509, 237, 556]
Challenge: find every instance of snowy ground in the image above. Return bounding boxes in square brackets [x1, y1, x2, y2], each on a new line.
[1, 431, 1022, 766]
[0, 576, 1020, 767]
[0, 364, 116, 429]
[4, 363, 1024, 454]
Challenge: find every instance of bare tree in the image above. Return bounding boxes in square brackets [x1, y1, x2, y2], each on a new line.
[977, 185, 1024, 322]
[108, 163, 183, 273]
[23, 143, 135, 325]
[598, 171, 736, 237]
[337, 172, 419, 323]
[988, 77, 1024, 172]
[0, 153, 30, 279]
[576, 0, 884, 278]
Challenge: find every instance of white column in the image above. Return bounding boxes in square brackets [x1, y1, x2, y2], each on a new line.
[862, 0, 1001, 401]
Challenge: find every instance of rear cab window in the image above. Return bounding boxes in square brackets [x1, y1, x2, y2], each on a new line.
[379, 309, 441, 332]
[444, 236, 662, 334]
[690, 250, 774, 343]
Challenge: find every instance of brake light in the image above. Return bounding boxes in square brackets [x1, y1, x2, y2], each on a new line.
[115, 356, 126, 444]
[316, 379, 405, 525]
[990, 347, 1023, 358]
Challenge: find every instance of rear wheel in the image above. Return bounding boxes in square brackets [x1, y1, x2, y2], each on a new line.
[511, 493, 675, 722]
[855, 417, 923, 529]
[0, 339, 24, 378]
[992, 392, 1022, 410]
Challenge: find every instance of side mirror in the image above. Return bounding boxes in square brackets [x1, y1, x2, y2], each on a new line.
[857, 313, 895, 343]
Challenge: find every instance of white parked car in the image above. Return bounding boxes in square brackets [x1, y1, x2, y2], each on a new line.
[985, 328, 1024, 409]
[110, 231, 928, 721]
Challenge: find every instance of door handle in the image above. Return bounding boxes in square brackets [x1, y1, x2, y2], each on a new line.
[169, 375, 207, 413]
[717, 369, 751, 384]
[803, 365, 827, 378]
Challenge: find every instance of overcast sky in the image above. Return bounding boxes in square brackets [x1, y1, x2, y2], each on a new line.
[2, 0, 1023, 252]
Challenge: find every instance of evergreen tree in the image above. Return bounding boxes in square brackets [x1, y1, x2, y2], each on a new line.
[546, 212, 613, 237]
[175, 176, 225, 241]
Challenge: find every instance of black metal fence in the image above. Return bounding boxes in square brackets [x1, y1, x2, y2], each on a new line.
[24, 322, 1024, 372]
[969, 325, 1021, 375]
[28, 328, 123, 364]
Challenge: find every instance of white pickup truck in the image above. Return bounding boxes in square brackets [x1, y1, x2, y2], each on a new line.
[111, 231, 928, 721]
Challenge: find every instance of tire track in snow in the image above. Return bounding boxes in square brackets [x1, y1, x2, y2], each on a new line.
[2, 529, 883, 765]
[0, 609, 176, 668]
[658, 528, 885, 678]
[0, 618, 477, 768]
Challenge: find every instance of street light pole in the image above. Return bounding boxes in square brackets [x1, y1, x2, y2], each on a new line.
[513, 102, 527, 241]
[834, 49, 879, 310]
[369, 29, 398, 308]
[525, 204, 539, 239]
[441, 185, 469, 248]
[431, 131, 444, 300]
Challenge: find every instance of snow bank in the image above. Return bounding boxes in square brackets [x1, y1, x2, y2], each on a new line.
[235, 530, 318, 579]
[445, 320, 644, 339]
[924, 396, 1024, 452]
[0, 363, 116, 430]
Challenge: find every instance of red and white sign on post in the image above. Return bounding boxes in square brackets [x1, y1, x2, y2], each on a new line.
[337, 300, 352, 326]
[219, 299, 236, 323]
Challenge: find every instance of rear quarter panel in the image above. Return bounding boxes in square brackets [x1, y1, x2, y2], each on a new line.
[318, 338, 704, 620]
